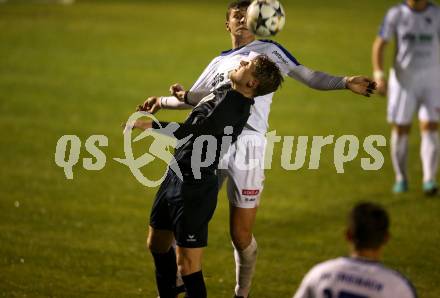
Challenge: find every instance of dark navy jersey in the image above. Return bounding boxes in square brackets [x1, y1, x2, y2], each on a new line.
[153, 84, 254, 178]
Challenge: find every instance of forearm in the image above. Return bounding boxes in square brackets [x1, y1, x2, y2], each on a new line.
[185, 90, 211, 106]
[372, 37, 387, 75]
[159, 96, 192, 110]
[151, 121, 184, 138]
[288, 65, 347, 90]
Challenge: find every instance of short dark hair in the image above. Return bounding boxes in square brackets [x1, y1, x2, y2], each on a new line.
[252, 54, 284, 97]
[348, 202, 390, 250]
[226, 0, 251, 21]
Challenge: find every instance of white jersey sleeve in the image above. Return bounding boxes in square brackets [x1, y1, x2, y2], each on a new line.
[288, 65, 347, 90]
[159, 96, 192, 109]
[257, 40, 346, 90]
[186, 56, 223, 104]
[379, 6, 400, 41]
[160, 56, 221, 109]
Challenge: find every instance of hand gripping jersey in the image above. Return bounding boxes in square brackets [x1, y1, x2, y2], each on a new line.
[161, 39, 346, 134]
[379, 2, 440, 81]
[293, 257, 417, 298]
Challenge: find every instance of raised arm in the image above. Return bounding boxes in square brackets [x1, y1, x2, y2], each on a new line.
[288, 65, 346, 90]
[288, 64, 375, 97]
[264, 40, 375, 97]
[132, 91, 246, 140]
[372, 36, 389, 96]
[138, 57, 220, 113]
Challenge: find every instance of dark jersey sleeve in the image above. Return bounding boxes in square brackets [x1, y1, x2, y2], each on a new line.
[153, 90, 250, 140]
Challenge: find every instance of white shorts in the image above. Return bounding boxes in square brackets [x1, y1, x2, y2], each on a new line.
[387, 68, 440, 125]
[218, 131, 266, 209]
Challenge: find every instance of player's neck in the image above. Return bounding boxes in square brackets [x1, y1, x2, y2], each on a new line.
[231, 35, 255, 49]
[407, 0, 429, 11]
[350, 249, 382, 262]
[231, 81, 253, 99]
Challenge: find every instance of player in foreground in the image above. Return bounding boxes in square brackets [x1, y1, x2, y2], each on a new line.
[140, 1, 376, 297]
[372, 0, 440, 195]
[292, 202, 417, 298]
[130, 55, 283, 298]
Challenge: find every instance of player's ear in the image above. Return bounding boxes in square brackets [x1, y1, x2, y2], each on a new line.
[345, 228, 353, 242]
[226, 21, 231, 32]
[383, 231, 390, 245]
[247, 79, 258, 89]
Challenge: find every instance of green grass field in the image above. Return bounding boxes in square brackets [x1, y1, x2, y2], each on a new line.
[1, 0, 440, 297]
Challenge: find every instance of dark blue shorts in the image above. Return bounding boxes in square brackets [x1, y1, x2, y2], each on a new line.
[149, 170, 219, 248]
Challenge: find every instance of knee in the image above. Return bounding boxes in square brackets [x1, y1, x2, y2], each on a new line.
[392, 124, 411, 135]
[146, 233, 171, 254]
[231, 228, 253, 250]
[421, 122, 438, 132]
[177, 255, 199, 276]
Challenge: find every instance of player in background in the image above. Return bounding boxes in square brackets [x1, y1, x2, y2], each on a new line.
[372, 0, 440, 195]
[140, 1, 375, 297]
[292, 202, 417, 298]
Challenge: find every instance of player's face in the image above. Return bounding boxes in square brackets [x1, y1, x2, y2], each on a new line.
[226, 8, 255, 39]
[407, 0, 428, 7]
[230, 59, 257, 88]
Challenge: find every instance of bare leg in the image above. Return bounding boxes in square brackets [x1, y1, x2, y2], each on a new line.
[390, 124, 411, 192]
[176, 246, 206, 298]
[420, 121, 439, 194]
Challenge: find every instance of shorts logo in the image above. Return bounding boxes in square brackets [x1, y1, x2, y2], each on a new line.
[242, 189, 260, 196]
[187, 235, 197, 242]
[244, 197, 256, 202]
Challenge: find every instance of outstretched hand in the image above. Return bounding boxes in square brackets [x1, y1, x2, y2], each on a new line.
[137, 96, 161, 114]
[121, 119, 153, 134]
[346, 76, 377, 97]
[375, 78, 387, 96]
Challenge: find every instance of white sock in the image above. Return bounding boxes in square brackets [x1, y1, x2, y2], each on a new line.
[421, 130, 439, 183]
[233, 236, 257, 298]
[391, 130, 409, 182]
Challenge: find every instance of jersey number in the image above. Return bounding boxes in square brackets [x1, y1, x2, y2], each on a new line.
[211, 73, 225, 87]
[323, 289, 368, 298]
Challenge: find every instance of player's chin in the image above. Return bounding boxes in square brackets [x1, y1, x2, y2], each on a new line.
[235, 27, 249, 34]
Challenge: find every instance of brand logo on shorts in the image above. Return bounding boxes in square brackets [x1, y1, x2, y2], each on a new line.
[187, 235, 197, 242]
[242, 189, 260, 196]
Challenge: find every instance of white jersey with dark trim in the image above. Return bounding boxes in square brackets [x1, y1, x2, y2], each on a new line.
[379, 2, 440, 81]
[188, 39, 301, 134]
[293, 257, 417, 298]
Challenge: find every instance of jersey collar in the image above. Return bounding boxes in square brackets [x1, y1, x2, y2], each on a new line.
[220, 40, 260, 56]
[402, 1, 433, 13]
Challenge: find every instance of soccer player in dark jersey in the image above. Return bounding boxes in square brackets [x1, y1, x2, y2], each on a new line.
[128, 54, 283, 298]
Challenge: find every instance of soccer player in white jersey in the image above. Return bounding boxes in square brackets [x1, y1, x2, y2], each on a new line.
[292, 202, 417, 298]
[141, 1, 375, 297]
[372, 0, 440, 195]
